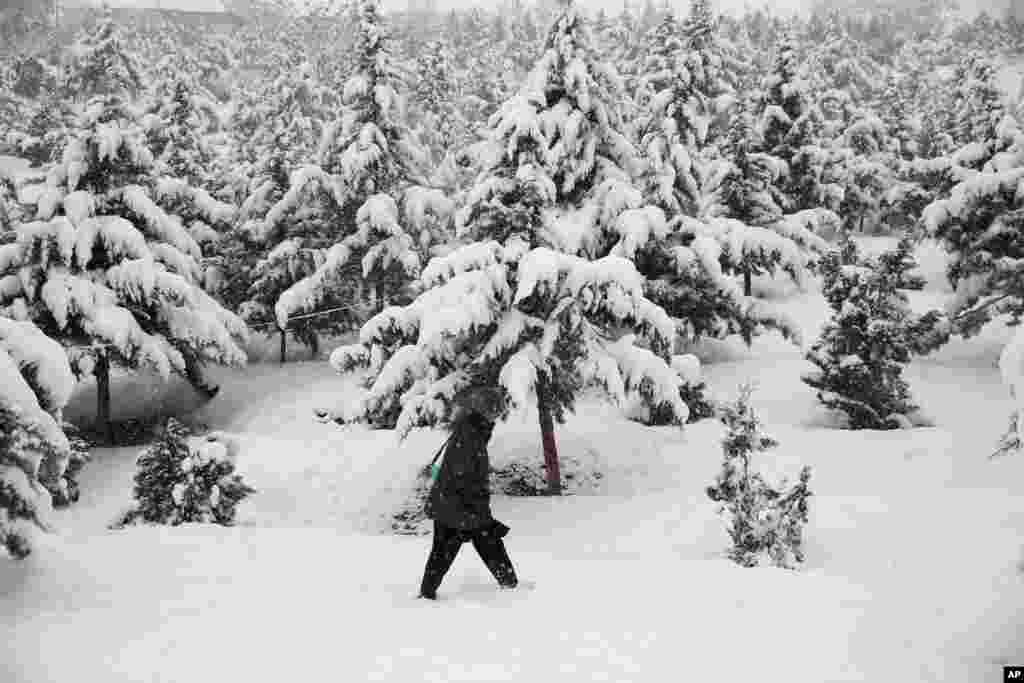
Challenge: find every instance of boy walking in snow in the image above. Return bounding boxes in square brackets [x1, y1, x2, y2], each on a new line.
[419, 386, 518, 600]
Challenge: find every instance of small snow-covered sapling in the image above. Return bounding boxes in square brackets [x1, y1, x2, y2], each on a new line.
[114, 419, 255, 528]
[707, 387, 812, 569]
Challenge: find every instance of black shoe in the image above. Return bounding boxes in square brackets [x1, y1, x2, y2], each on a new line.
[419, 591, 437, 600]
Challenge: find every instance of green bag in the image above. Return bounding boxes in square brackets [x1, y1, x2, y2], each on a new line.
[420, 435, 453, 520]
[421, 434, 453, 483]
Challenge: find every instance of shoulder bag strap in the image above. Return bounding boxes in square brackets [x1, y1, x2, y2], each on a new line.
[429, 432, 455, 467]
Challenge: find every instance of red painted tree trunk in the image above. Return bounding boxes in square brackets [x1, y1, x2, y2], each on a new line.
[536, 373, 561, 496]
[94, 351, 112, 444]
[279, 327, 287, 364]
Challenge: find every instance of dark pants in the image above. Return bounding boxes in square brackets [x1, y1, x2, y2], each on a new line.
[420, 521, 518, 597]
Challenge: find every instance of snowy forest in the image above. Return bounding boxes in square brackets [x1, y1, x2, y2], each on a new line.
[2, 0, 1024, 680]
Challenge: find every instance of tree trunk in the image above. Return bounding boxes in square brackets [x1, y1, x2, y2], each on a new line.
[309, 330, 320, 359]
[536, 373, 561, 496]
[279, 327, 287, 364]
[743, 267, 752, 297]
[370, 284, 380, 315]
[94, 351, 112, 445]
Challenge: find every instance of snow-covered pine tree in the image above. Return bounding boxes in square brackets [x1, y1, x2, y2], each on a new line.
[636, 0, 732, 219]
[241, 171, 367, 360]
[215, 64, 337, 338]
[153, 174, 237, 264]
[720, 114, 833, 299]
[632, 15, 822, 348]
[144, 78, 217, 188]
[706, 386, 812, 569]
[322, 1, 691, 495]
[922, 115, 1024, 338]
[879, 234, 927, 291]
[243, 63, 333, 175]
[221, 154, 290, 315]
[0, 91, 248, 442]
[877, 72, 917, 161]
[811, 11, 880, 106]
[0, 317, 75, 558]
[758, 34, 846, 217]
[634, 12, 685, 112]
[887, 58, 1016, 239]
[720, 103, 785, 294]
[758, 29, 803, 135]
[115, 419, 255, 527]
[145, 51, 225, 129]
[835, 110, 893, 233]
[64, 10, 143, 104]
[139, 71, 238, 263]
[9, 86, 75, 168]
[47, 422, 90, 508]
[412, 38, 469, 168]
[1, 173, 21, 235]
[758, 32, 807, 204]
[0, 58, 19, 144]
[269, 0, 449, 336]
[915, 94, 957, 161]
[597, 4, 639, 98]
[802, 238, 936, 429]
[628, 352, 716, 426]
[951, 52, 1005, 150]
[457, 13, 516, 125]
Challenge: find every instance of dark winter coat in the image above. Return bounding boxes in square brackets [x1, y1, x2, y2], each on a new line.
[427, 413, 495, 531]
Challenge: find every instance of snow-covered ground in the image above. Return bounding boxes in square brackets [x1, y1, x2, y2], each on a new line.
[3, 241, 1024, 682]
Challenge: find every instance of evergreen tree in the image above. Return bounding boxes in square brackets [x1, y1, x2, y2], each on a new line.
[951, 53, 1006, 149]
[881, 234, 927, 290]
[239, 165, 370, 359]
[65, 11, 143, 103]
[601, 4, 639, 97]
[0, 318, 75, 559]
[9, 86, 75, 168]
[802, 238, 938, 429]
[0, 173, 21, 235]
[757, 32, 842, 214]
[321, 2, 691, 496]
[811, 11, 880, 105]
[877, 72, 916, 160]
[115, 419, 255, 527]
[922, 116, 1024, 338]
[706, 386, 812, 569]
[242, 63, 333, 175]
[142, 76, 238, 261]
[412, 38, 469, 167]
[46, 422, 90, 508]
[634, 14, 824, 345]
[914, 90, 957, 160]
[634, 12, 685, 111]
[637, 0, 730, 219]
[268, 0, 446, 334]
[0, 92, 248, 442]
[719, 104, 790, 294]
[145, 79, 217, 187]
[835, 110, 893, 233]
